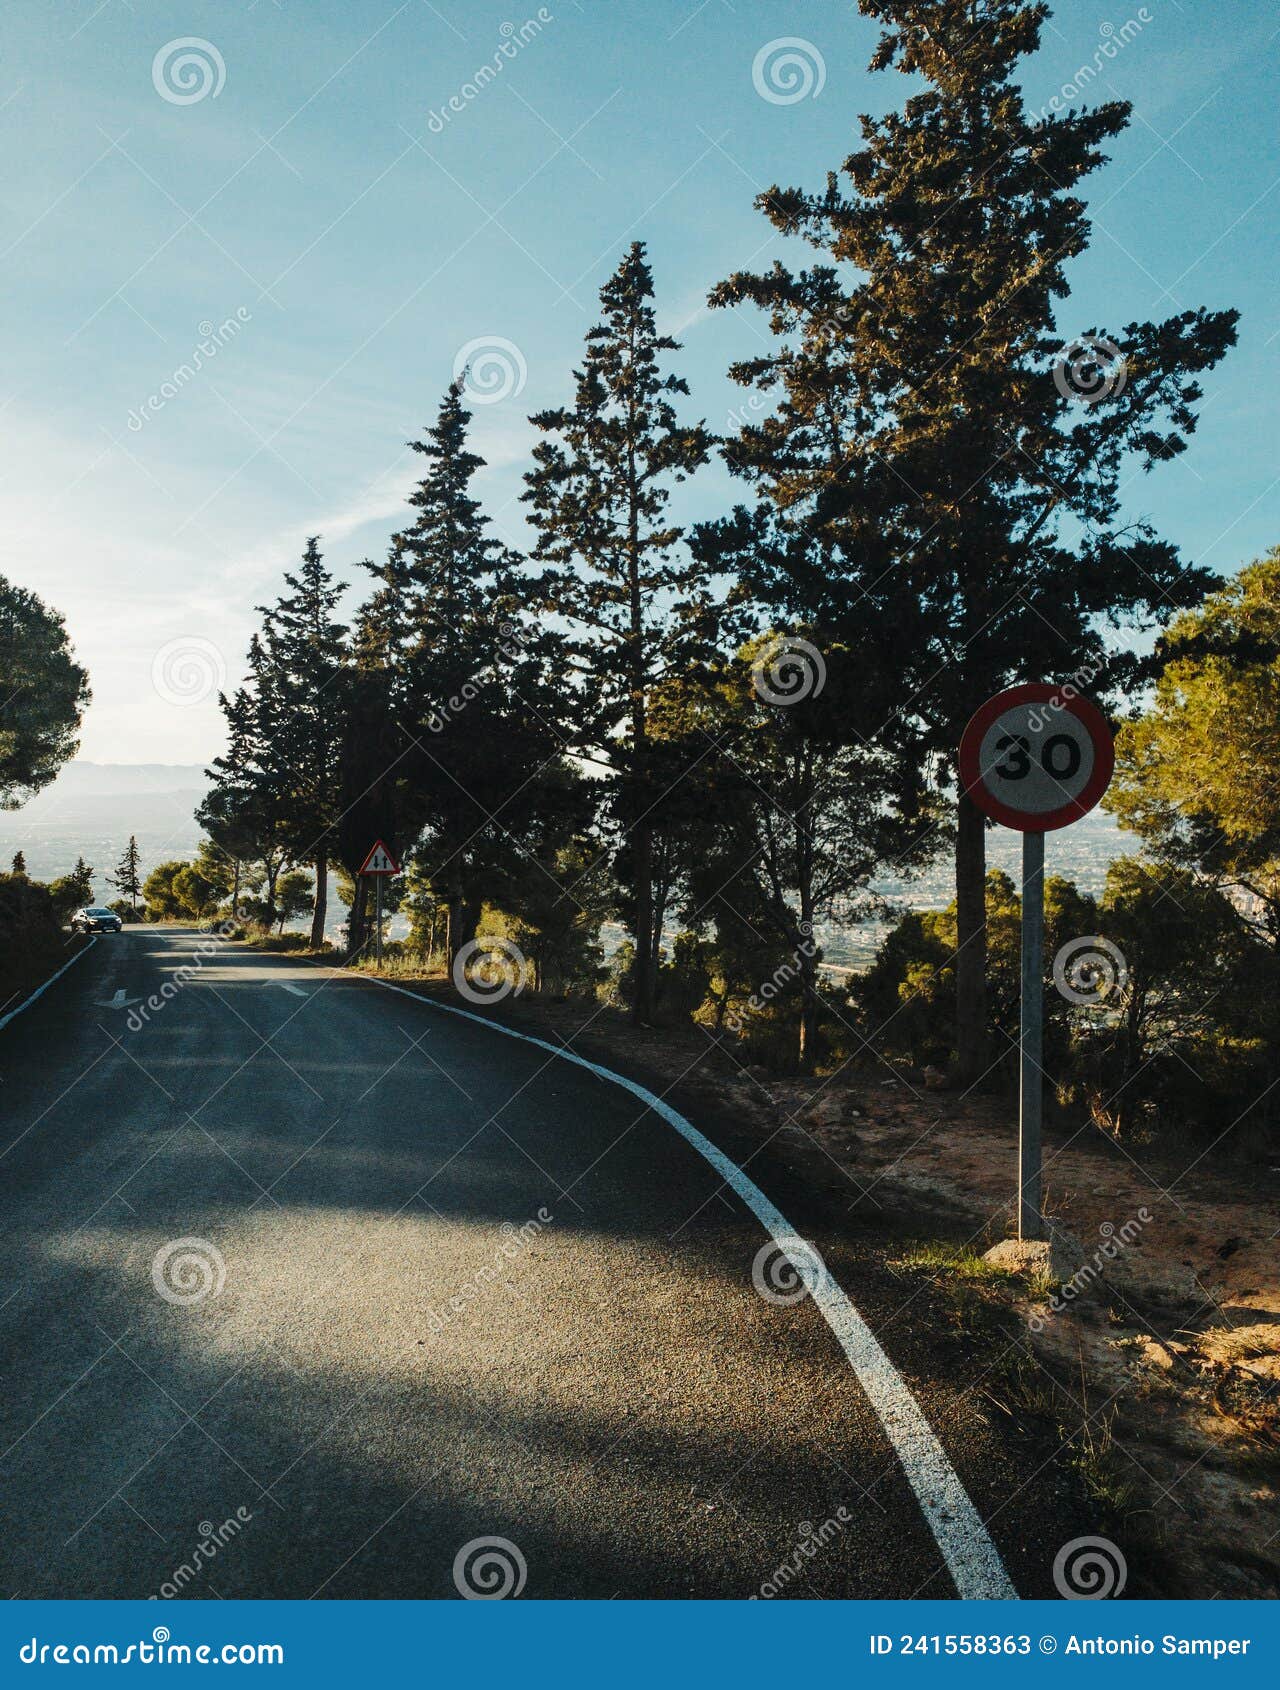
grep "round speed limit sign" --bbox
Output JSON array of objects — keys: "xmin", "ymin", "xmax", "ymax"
[{"xmin": 959, "ymin": 683, "xmax": 1114, "ymax": 833}]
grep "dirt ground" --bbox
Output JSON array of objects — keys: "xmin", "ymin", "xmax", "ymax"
[{"xmin": 481, "ymin": 994, "xmax": 1280, "ymax": 1600}]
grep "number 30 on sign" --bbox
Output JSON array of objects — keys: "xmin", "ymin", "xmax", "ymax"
[{"xmin": 958, "ymin": 682, "xmax": 1114, "ymax": 833}]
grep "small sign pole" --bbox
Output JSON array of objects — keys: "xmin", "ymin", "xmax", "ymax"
[
  {"xmin": 358, "ymin": 840, "xmax": 401, "ymax": 973},
  {"xmin": 958, "ymin": 683, "xmax": 1114, "ymax": 1252},
  {"xmin": 375, "ymin": 875, "xmax": 383, "ymax": 972},
  {"xmin": 1018, "ymin": 828, "xmax": 1045, "ymax": 1241}
]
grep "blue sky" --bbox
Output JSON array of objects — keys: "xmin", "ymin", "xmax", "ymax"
[{"xmin": 4, "ymin": 0, "xmax": 1278, "ymax": 763}]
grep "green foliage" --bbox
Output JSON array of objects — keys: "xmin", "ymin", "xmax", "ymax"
[
  {"xmin": 0, "ymin": 574, "xmax": 91, "ymax": 809},
  {"xmin": 107, "ymin": 836, "xmax": 143, "ymax": 913},
  {"xmin": 346, "ymin": 381, "xmax": 573, "ymax": 964},
  {"xmin": 705, "ymin": 0, "xmax": 1238, "ymax": 1077},
  {"xmin": 1110, "ymin": 550, "xmax": 1280, "ymax": 944},
  {"xmin": 0, "ymin": 871, "xmax": 67, "ymax": 1007},
  {"xmin": 1068, "ymin": 858, "xmax": 1269, "ymax": 1143},
  {"xmin": 274, "ymin": 870, "xmax": 314, "ymax": 932},
  {"xmin": 47, "ymin": 856, "xmax": 94, "ymax": 922},
  {"xmin": 858, "ymin": 853, "xmax": 1276, "ymax": 1153},
  {"xmin": 524, "ymin": 242, "xmax": 716, "ymax": 1020},
  {"xmin": 142, "ymin": 860, "xmax": 190, "ymax": 921}
]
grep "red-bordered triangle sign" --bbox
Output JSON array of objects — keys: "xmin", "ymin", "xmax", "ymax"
[{"xmin": 358, "ymin": 839, "xmax": 401, "ymax": 876}]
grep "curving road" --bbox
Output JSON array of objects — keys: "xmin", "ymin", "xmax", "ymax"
[{"xmin": 0, "ymin": 928, "xmax": 1073, "ymax": 1600}]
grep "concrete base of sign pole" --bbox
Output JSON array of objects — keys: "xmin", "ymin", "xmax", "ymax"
[{"xmin": 983, "ymin": 1227, "xmax": 1085, "ymax": 1284}]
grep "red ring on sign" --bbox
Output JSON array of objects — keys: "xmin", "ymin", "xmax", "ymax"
[{"xmin": 958, "ymin": 682, "xmax": 1114, "ymax": 833}]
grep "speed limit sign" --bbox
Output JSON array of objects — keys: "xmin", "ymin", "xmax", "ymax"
[
  {"xmin": 959, "ymin": 682, "xmax": 1114, "ymax": 1246},
  {"xmin": 958, "ymin": 682, "xmax": 1113, "ymax": 833}
]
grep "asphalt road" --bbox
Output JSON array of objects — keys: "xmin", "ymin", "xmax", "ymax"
[{"xmin": 0, "ymin": 928, "xmax": 1066, "ymax": 1600}]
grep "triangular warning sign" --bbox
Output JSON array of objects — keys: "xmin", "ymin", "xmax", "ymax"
[{"xmin": 359, "ymin": 839, "xmax": 401, "ymax": 876}]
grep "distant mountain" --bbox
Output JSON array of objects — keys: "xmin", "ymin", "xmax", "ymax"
[
  {"xmin": 18, "ymin": 762, "xmax": 210, "ymax": 800},
  {"xmin": 0, "ymin": 762, "xmax": 210, "ymax": 890}
]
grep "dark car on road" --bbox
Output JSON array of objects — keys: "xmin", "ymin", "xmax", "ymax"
[{"xmin": 71, "ymin": 906, "xmax": 123, "ymax": 933}]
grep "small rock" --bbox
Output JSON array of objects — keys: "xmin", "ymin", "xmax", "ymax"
[{"xmin": 984, "ymin": 1226, "xmax": 1085, "ymax": 1283}]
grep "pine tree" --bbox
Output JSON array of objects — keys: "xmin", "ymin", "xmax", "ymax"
[
  {"xmin": 108, "ymin": 835, "xmax": 142, "ymax": 915},
  {"xmin": 199, "ymin": 665, "xmax": 293, "ymax": 926},
  {"xmin": 257, "ymin": 539, "xmax": 348, "ymax": 946},
  {"xmin": 709, "ymin": 0, "xmax": 1238, "ymax": 1081},
  {"xmin": 524, "ymin": 242, "xmax": 715, "ymax": 1023},
  {"xmin": 11, "ymin": 850, "xmax": 26, "ymax": 875},
  {"xmin": 348, "ymin": 381, "xmax": 570, "ymax": 967},
  {"xmin": 68, "ymin": 855, "xmax": 93, "ymax": 904}
]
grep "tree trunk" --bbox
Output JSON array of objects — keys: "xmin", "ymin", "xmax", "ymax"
[
  {"xmin": 349, "ymin": 876, "xmax": 368, "ymax": 959},
  {"xmin": 309, "ymin": 850, "xmax": 328, "ymax": 950},
  {"xmin": 263, "ymin": 859, "xmax": 281, "ymax": 932},
  {"xmin": 631, "ymin": 819, "xmax": 656, "ymax": 1024},
  {"xmin": 954, "ymin": 791, "xmax": 988, "ymax": 1085},
  {"xmin": 231, "ymin": 859, "xmax": 242, "ymax": 917}
]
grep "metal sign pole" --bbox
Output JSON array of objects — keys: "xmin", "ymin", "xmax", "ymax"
[
  {"xmin": 375, "ymin": 875, "xmax": 383, "ymax": 973},
  {"xmin": 1018, "ymin": 828, "xmax": 1045, "ymax": 1241}
]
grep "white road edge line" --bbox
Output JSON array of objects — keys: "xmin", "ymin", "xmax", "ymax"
[
  {"xmin": 355, "ymin": 971, "xmax": 1018, "ymax": 1601},
  {"xmin": 0, "ymin": 938, "xmax": 100, "ymax": 1033}
]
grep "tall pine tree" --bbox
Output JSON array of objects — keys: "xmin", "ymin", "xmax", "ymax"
[
  {"xmin": 347, "ymin": 382, "xmax": 571, "ymax": 965},
  {"xmin": 524, "ymin": 242, "xmax": 715, "ymax": 1023},
  {"xmin": 108, "ymin": 835, "xmax": 142, "ymax": 916},
  {"xmin": 257, "ymin": 539, "xmax": 347, "ymax": 947},
  {"xmin": 709, "ymin": 0, "xmax": 1238, "ymax": 1080}
]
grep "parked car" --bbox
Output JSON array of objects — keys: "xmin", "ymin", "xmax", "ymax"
[{"xmin": 72, "ymin": 906, "xmax": 124, "ymax": 934}]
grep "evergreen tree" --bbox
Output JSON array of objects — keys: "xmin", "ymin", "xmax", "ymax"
[
  {"xmin": 69, "ymin": 855, "xmax": 93, "ymax": 903},
  {"xmin": 199, "ymin": 663, "xmax": 293, "ymax": 925},
  {"xmin": 11, "ymin": 850, "xmax": 26, "ymax": 875},
  {"xmin": 708, "ymin": 0, "xmax": 1238, "ymax": 1080},
  {"xmin": 0, "ymin": 573, "xmax": 91, "ymax": 809},
  {"xmin": 348, "ymin": 381, "xmax": 571, "ymax": 967},
  {"xmin": 524, "ymin": 242, "xmax": 715, "ymax": 1022},
  {"xmin": 257, "ymin": 539, "xmax": 348, "ymax": 946},
  {"xmin": 108, "ymin": 835, "xmax": 143, "ymax": 915},
  {"xmin": 1109, "ymin": 550, "xmax": 1280, "ymax": 947},
  {"xmin": 660, "ymin": 641, "xmax": 941, "ymax": 1064}
]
